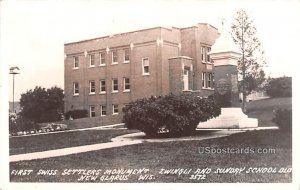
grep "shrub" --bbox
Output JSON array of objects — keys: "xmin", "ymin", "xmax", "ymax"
[
  {"xmin": 65, "ymin": 109, "xmax": 88, "ymax": 120},
  {"xmin": 272, "ymin": 109, "xmax": 292, "ymax": 133},
  {"xmin": 9, "ymin": 113, "xmax": 20, "ymax": 133},
  {"xmin": 266, "ymin": 77, "xmax": 292, "ymax": 97},
  {"xmin": 122, "ymin": 94, "xmax": 221, "ymax": 137},
  {"xmin": 9, "ymin": 113, "xmax": 39, "ymax": 134}
]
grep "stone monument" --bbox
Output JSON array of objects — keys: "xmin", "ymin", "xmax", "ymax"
[{"xmin": 197, "ymin": 24, "xmax": 258, "ymax": 129}]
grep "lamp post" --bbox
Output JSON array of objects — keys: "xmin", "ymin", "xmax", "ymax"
[{"xmin": 9, "ymin": 67, "xmax": 20, "ymax": 113}]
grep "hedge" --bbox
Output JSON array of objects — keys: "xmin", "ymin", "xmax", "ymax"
[{"xmin": 65, "ymin": 109, "xmax": 88, "ymax": 120}]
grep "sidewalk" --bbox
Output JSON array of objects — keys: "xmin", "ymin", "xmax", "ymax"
[
  {"xmin": 10, "ymin": 140, "xmax": 142, "ymax": 162},
  {"xmin": 10, "ymin": 126, "xmax": 278, "ymax": 162},
  {"xmin": 10, "ymin": 130, "xmax": 243, "ymax": 162}
]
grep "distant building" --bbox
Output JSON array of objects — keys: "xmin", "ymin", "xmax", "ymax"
[{"xmin": 64, "ymin": 23, "xmax": 219, "ymax": 126}]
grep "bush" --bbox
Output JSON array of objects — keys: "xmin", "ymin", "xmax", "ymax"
[
  {"xmin": 272, "ymin": 109, "xmax": 292, "ymax": 133},
  {"xmin": 266, "ymin": 77, "xmax": 292, "ymax": 97},
  {"xmin": 65, "ymin": 109, "xmax": 88, "ymax": 120},
  {"xmin": 122, "ymin": 94, "xmax": 221, "ymax": 137},
  {"xmin": 9, "ymin": 113, "xmax": 39, "ymax": 134}
]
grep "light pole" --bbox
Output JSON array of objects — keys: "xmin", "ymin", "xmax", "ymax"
[{"xmin": 9, "ymin": 67, "xmax": 20, "ymax": 113}]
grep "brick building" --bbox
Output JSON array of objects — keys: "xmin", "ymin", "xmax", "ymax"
[{"xmin": 64, "ymin": 23, "xmax": 219, "ymax": 125}]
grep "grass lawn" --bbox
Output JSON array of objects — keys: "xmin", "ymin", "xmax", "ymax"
[
  {"xmin": 10, "ymin": 130, "xmax": 292, "ymax": 183},
  {"xmin": 9, "ymin": 129, "xmax": 138, "ymax": 155},
  {"xmin": 9, "ymin": 97, "xmax": 292, "ymax": 182}
]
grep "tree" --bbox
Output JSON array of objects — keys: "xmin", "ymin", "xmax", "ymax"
[
  {"xmin": 231, "ymin": 10, "xmax": 266, "ymax": 111},
  {"xmin": 266, "ymin": 77, "xmax": 292, "ymax": 97},
  {"xmin": 20, "ymin": 86, "xmax": 64, "ymax": 123}
]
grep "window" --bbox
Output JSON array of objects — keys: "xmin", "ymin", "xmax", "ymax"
[
  {"xmin": 212, "ymin": 73, "xmax": 215, "ymax": 88},
  {"xmin": 112, "ymin": 50, "xmax": 118, "ymax": 64},
  {"xmin": 207, "ymin": 72, "xmax": 212, "ymax": 88},
  {"xmin": 73, "ymin": 56, "xmax": 79, "ymax": 69},
  {"xmin": 89, "ymin": 80, "xmax": 96, "ymax": 94},
  {"xmin": 202, "ymin": 72, "xmax": 207, "ymax": 88},
  {"xmin": 142, "ymin": 58, "xmax": 150, "ymax": 75},
  {"xmin": 124, "ymin": 48, "xmax": 130, "ymax": 62},
  {"xmin": 207, "ymin": 47, "xmax": 211, "ymax": 62},
  {"xmin": 100, "ymin": 105, "xmax": 106, "ymax": 116},
  {"xmin": 99, "ymin": 52, "xmax": 105, "ymax": 66},
  {"xmin": 112, "ymin": 78, "xmax": 118, "ymax": 92},
  {"xmin": 183, "ymin": 66, "xmax": 190, "ymax": 91},
  {"xmin": 124, "ymin": 78, "xmax": 130, "ymax": 91},
  {"xmin": 89, "ymin": 54, "xmax": 95, "ymax": 67},
  {"xmin": 113, "ymin": 104, "xmax": 119, "ymax": 114},
  {"xmin": 201, "ymin": 47, "xmax": 205, "ymax": 62},
  {"xmin": 201, "ymin": 46, "xmax": 211, "ymax": 63},
  {"xmin": 89, "ymin": 106, "xmax": 95, "ymax": 117},
  {"xmin": 73, "ymin": 82, "xmax": 79, "ymax": 95},
  {"xmin": 100, "ymin": 80, "xmax": 106, "ymax": 93}
]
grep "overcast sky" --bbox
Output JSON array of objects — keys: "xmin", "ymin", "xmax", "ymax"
[{"xmin": 1, "ymin": 0, "xmax": 300, "ymax": 101}]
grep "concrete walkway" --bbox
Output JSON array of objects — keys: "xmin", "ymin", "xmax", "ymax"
[
  {"xmin": 10, "ymin": 126, "xmax": 278, "ymax": 163},
  {"xmin": 10, "ymin": 130, "xmax": 245, "ymax": 162},
  {"xmin": 10, "ymin": 140, "xmax": 142, "ymax": 162}
]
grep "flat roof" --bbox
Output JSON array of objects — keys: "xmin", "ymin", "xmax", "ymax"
[
  {"xmin": 64, "ymin": 23, "xmax": 218, "ymax": 45},
  {"xmin": 64, "ymin": 26, "xmax": 172, "ymax": 45}
]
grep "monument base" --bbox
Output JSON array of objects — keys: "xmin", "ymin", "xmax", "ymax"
[{"xmin": 197, "ymin": 108, "xmax": 258, "ymax": 129}]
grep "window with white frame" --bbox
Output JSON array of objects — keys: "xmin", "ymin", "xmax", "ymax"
[
  {"xmin": 100, "ymin": 105, "xmax": 106, "ymax": 116},
  {"xmin": 201, "ymin": 47, "xmax": 205, "ymax": 62},
  {"xmin": 89, "ymin": 54, "xmax": 95, "ymax": 67},
  {"xmin": 99, "ymin": 52, "xmax": 105, "ymax": 66},
  {"xmin": 207, "ymin": 72, "xmax": 212, "ymax": 88},
  {"xmin": 142, "ymin": 58, "xmax": 149, "ymax": 75},
  {"xmin": 112, "ymin": 50, "xmax": 118, "ymax": 63},
  {"xmin": 124, "ymin": 78, "xmax": 130, "ymax": 91},
  {"xmin": 112, "ymin": 78, "xmax": 118, "ymax": 92},
  {"xmin": 100, "ymin": 80, "xmax": 106, "ymax": 93},
  {"xmin": 89, "ymin": 80, "xmax": 96, "ymax": 94},
  {"xmin": 201, "ymin": 46, "xmax": 211, "ymax": 63},
  {"xmin": 183, "ymin": 66, "xmax": 190, "ymax": 91},
  {"xmin": 113, "ymin": 104, "xmax": 119, "ymax": 114},
  {"xmin": 207, "ymin": 47, "xmax": 211, "ymax": 62},
  {"xmin": 202, "ymin": 72, "xmax": 207, "ymax": 88},
  {"xmin": 89, "ymin": 105, "xmax": 95, "ymax": 117},
  {"xmin": 124, "ymin": 48, "xmax": 130, "ymax": 62},
  {"xmin": 73, "ymin": 82, "xmax": 79, "ymax": 95},
  {"xmin": 73, "ymin": 56, "xmax": 79, "ymax": 69}
]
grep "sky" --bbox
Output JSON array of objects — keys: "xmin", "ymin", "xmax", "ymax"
[{"xmin": 1, "ymin": 0, "xmax": 300, "ymax": 102}]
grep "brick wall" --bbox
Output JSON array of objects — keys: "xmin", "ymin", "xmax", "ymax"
[{"xmin": 64, "ymin": 24, "xmax": 219, "ymax": 127}]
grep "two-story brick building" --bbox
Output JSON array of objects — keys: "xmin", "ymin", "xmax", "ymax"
[{"xmin": 64, "ymin": 23, "xmax": 219, "ymax": 125}]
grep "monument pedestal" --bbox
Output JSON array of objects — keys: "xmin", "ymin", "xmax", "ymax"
[
  {"xmin": 197, "ymin": 108, "xmax": 258, "ymax": 129},
  {"xmin": 196, "ymin": 23, "xmax": 258, "ymax": 129}
]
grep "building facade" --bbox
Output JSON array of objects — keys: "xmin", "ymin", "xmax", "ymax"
[{"xmin": 64, "ymin": 23, "xmax": 219, "ymax": 124}]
